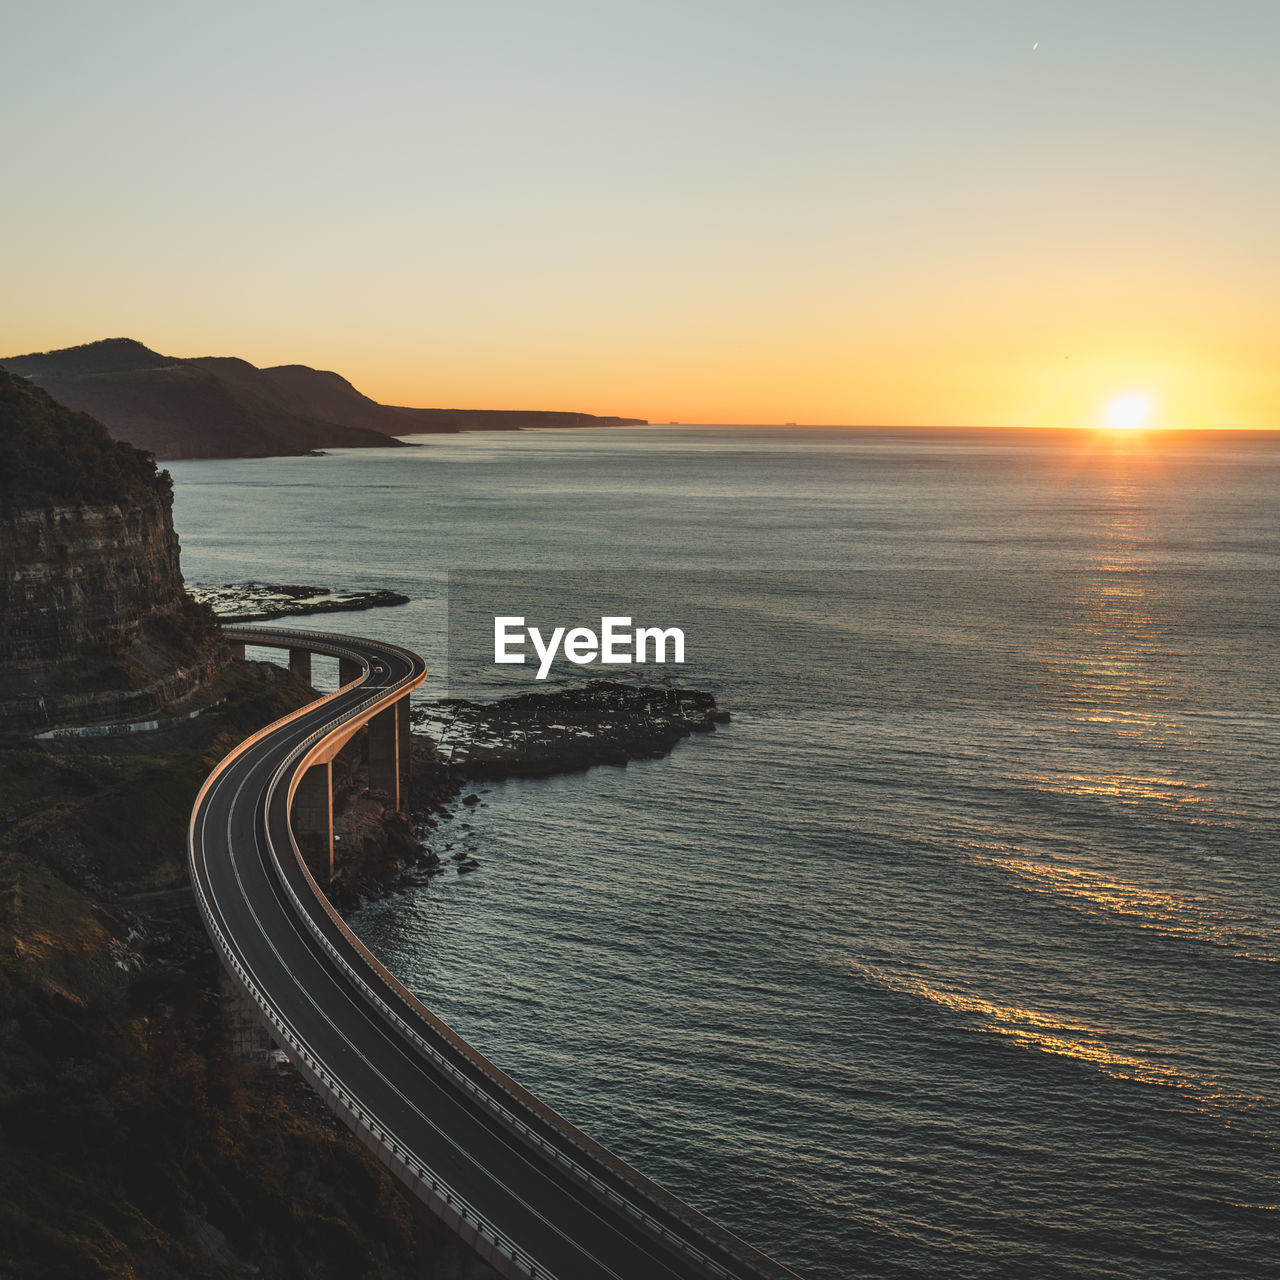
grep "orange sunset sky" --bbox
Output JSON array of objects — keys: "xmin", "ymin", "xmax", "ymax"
[{"xmin": 3, "ymin": 2, "xmax": 1277, "ymax": 429}]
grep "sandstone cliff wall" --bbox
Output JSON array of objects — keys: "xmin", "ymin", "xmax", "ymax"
[
  {"xmin": 1, "ymin": 495, "xmax": 186, "ymax": 663},
  {"xmin": 0, "ymin": 493, "xmax": 223, "ymax": 731}
]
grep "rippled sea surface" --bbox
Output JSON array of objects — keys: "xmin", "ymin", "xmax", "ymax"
[{"xmin": 169, "ymin": 427, "xmax": 1280, "ymax": 1280}]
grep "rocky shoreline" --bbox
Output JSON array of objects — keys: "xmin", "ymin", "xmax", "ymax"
[
  {"xmin": 330, "ymin": 681, "xmax": 729, "ymax": 907},
  {"xmin": 189, "ymin": 581, "xmax": 410, "ymax": 623}
]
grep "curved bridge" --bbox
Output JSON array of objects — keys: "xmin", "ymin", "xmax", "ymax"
[{"xmin": 188, "ymin": 626, "xmax": 800, "ymax": 1280}]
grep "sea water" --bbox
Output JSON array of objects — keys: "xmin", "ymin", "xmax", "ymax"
[{"xmin": 169, "ymin": 426, "xmax": 1280, "ymax": 1279}]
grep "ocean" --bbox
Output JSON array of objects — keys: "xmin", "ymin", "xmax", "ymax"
[{"xmin": 168, "ymin": 426, "xmax": 1279, "ymax": 1280}]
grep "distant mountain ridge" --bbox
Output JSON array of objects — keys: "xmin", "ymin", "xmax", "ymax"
[{"xmin": 0, "ymin": 338, "xmax": 646, "ymax": 459}]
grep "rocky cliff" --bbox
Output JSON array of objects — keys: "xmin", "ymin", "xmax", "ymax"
[
  {"xmin": 2, "ymin": 497, "xmax": 185, "ymax": 663},
  {"xmin": 0, "ymin": 368, "xmax": 224, "ymax": 730},
  {"xmin": 0, "ymin": 366, "xmax": 498, "ymax": 1278}
]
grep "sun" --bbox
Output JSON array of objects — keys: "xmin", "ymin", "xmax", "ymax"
[{"xmin": 1104, "ymin": 394, "xmax": 1152, "ymax": 430}]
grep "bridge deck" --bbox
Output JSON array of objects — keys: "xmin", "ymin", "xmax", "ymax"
[{"xmin": 189, "ymin": 626, "xmax": 800, "ymax": 1280}]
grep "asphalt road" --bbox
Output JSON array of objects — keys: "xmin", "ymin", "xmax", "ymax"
[{"xmin": 188, "ymin": 627, "xmax": 799, "ymax": 1280}]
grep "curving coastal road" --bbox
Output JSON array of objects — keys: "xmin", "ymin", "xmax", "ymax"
[{"xmin": 188, "ymin": 626, "xmax": 801, "ymax": 1280}]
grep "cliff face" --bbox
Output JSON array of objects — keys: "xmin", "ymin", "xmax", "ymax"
[
  {"xmin": 2, "ymin": 496, "xmax": 186, "ymax": 663},
  {"xmin": 0, "ymin": 368, "xmax": 495, "ymax": 1276},
  {"xmin": 0, "ymin": 368, "xmax": 224, "ymax": 730}
]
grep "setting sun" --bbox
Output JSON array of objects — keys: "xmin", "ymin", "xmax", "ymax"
[{"xmin": 1104, "ymin": 394, "xmax": 1153, "ymax": 430}]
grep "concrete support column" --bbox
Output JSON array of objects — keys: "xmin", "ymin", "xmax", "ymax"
[
  {"xmin": 227, "ymin": 640, "xmax": 246, "ymax": 660},
  {"xmin": 339, "ymin": 657, "xmax": 362, "ymax": 686},
  {"xmin": 398, "ymin": 695, "xmax": 411, "ymax": 801},
  {"xmin": 289, "ymin": 647, "xmax": 312, "ymax": 685},
  {"xmin": 293, "ymin": 761, "xmax": 333, "ymax": 882},
  {"xmin": 368, "ymin": 701, "xmax": 402, "ymax": 809},
  {"xmin": 220, "ymin": 969, "xmax": 273, "ymax": 1060}
]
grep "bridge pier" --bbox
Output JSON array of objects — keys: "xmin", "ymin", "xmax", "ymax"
[
  {"xmin": 200, "ymin": 631, "xmax": 797, "ymax": 1280},
  {"xmin": 400, "ymin": 692, "xmax": 411, "ymax": 795},
  {"xmin": 339, "ymin": 657, "xmax": 362, "ymax": 686},
  {"xmin": 368, "ymin": 697, "xmax": 410, "ymax": 810},
  {"xmin": 289, "ymin": 647, "xmax": 313, "ymax": 685},
  {"xmin": 227, "ymin": 640, "xmax": 246, "ymax": 660},
  {"xmin": 293, "ymin": 761, "xmax": 334, "ymax": 882},
  {"xmin": 219, "ymin": 969, "xmax": 275, "ymax": 1062}
]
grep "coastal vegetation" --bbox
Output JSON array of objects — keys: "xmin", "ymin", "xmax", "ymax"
[{"xmin": 0, "ymin": 368, "xmax": 166, "ymax": 509}]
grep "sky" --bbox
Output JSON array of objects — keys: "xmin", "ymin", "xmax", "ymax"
[{"xmin": 3, "ymin": 1, "xmax": 1277, "ymax": 427}]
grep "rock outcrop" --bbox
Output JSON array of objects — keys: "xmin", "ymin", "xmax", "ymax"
[
  {"xmin": 415, "ymin": 680, "xmax": 730, "ymax": 780},
  {"xmin": 189, "ymin": 580, "xmax": 410, "ymax": 623},
  {"xmin": 0, "ymin": 368, "xmax": 224, "ymax": 731}
]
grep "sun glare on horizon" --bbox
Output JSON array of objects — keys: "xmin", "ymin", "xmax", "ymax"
[{"xmin": 1104, "ymin": 394, "xmax": 1153, "ymax": 430}]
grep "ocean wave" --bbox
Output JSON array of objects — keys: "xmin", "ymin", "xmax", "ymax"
[
  {"xmin": 964, "ymin": 851, "xmax": 1277, "ymax": 963},
  {"xmin": 850, "ymin": 961, "xmax": 1261, "ymax": 1108}
]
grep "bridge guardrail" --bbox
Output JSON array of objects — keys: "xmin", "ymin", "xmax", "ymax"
[
  {"xmin": 188, "ymin": 642, "xmax": 545, "ymax": 1278},
  {"xmin": 252, "ymin": 640, "xmax": 745, "ymax": 1276},
  {"xmin": 196, "ymin": 627, "xmax": 797, "ymax": 1280}
]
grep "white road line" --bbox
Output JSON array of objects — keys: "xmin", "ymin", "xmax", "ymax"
[
  {"xmin": 193, "ymin": 631, "xmax": 759, "ymax": 1280},
  {"xmin": 197, "ymin": 664, "xmax": 638, "ymax": 1277}
]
